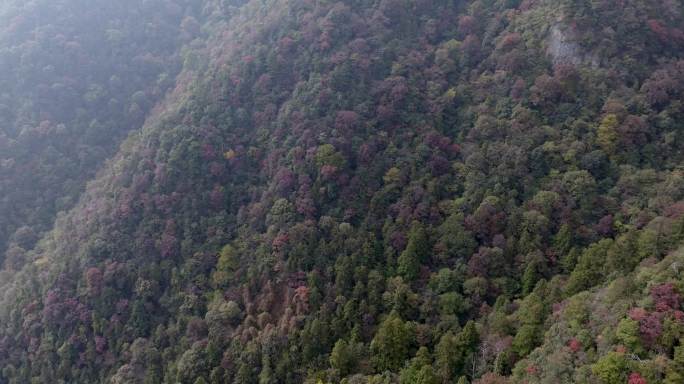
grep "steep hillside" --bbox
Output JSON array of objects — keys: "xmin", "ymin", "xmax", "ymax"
[
  {"xmin": 0, "ymin": 0, "xmax": 224, "ymax": 268},
  {"xmin": 513, "ymin": 244, "xmax": 684, "ymax": 384},
  {"xmin": 0, "ymin": 0, "xmax": 683, "ymax": 383}
]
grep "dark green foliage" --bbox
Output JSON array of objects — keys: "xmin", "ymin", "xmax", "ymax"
[
  {"xmin": 370, "ymin": 312, "xmax": 415, "ymax": 372},
  {"xmin": 397, "ymin": 222, "xmax": 430, "ymax": 281},
  {"xmin": 330, "ymin": 339, "xmax": 365, "ymax": 377},
  {"xmin": 565, "ymin": 239, "xmax": 613, "ymax": 296},
  {"xmin": 435, "ymin": 321, "xmax": 480, "ymax": 382}
]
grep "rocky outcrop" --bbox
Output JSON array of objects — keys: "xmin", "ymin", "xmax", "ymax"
[{"xmin": 547, "ymin": 23, "xmax": 600, "ymax": 67}]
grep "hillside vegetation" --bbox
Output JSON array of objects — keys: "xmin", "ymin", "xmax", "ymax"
[
  {"xmin": 0, "ymin": 0, "xmax": 225, "ymax": 267},
  {"xmin": 0, "ymin": 0, "xmax": 683, "ymax": 383}
]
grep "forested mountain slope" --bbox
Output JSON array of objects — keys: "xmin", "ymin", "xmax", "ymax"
[
  {"xmin": 0, "ymin": 0, "xmax": 230, "ymax": 268},
  {"xmin": 0, "ymin": 0, "xmax": 683, "ymax": 383},
  {"xmin": 515, "ymin": 244, "xmax": 684, "ymax": 384}
]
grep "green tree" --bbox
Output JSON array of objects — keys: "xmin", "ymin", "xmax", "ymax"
[
  {"xmin": 565, "ymin": 239, "xmax": 613, "ymax": 296},
  {"xmin": 258, "ymin": 357, "xmax": 274, "ymax": 384},
  {"xmin": 399, "ymin": 347, "xmax": 438, "ymax": 384},
  {"xmin": 553, "ymin": 224, "xmax": 574, "ymax": 270},
  {"xmin": 315, "ymin": 144, "xmax": 346, "ymax": 168},
  {"xmin": 512, "ymin": 324, "xmax": 539, "ymax": 357},
  {"xmin": 397, "ymin": 222, "xmax": 430, "ymax": 281},
  {"xmin": 435, "ymin": 321, "xmax": 479, "ymax": 381},
  {"xmin": 399, "ymin": 364, "xmax": 440, "ymax": 384},
  {"xmin": 592, "ymin": 351, "xmax": 629, "ymax": 384},
  {"xmin": 439, "ymin": 291, "xmax": 468, "ymax": 318},
  {"xmin": 604, "ymin": 231, "xmax": 640, "ymax": 275},
  {"xmin": 512, "ymin": 292, "xmax": 545, "ymax": 357},
  {"xmin": 435, "ymin": 331, "xmax": 460, "ymax": 381},
  {"xmin": 176, "ymin": 344, "xmax": 208, "ymax": 384},
  {"xmin": 370, "ymin": 311, "xmax": 415, "ymax": 372},
  {"xmin": 130, "ymin": 300, "xmax": 151, "ymax": 337},
  {"xmin": 493, "ymin": 349, "xmax": 512, "ymax": 375},
  {"xmin": 597, "ymin": 114, "xmax": 619, "ymax": 154},
  {"xmin": 435, "ymin": 213, "xmax": 476, "ymax": 261},
  {"xmin": 521, "ymin": 257, "xmax": 541, "ymax": 295},
  {"xmin": 665, "ymin": 342, "xmax": 684, "ymax": 383},
  {"xmin": 330, "ymin": 339, "xmax": 364, "ymax": 377},
  {"xmin": 212, "ymin": 244, "xmax": 239, "ymax": 288},
  {"xmin": 615, "ymin": 318, "xmax": 643, "ymax": 355}
]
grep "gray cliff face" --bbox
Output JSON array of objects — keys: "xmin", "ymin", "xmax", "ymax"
[{"xmin": 547, "ymin": 24, "xmax": 600, "ymax": 67}]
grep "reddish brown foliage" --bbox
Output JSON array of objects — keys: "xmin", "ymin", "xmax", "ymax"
[
  {"xmin": 568, "ymin": 338, "xmax": 581, "ymax": 352},
  {"xmin": 639, "ymin": 312, "xmax": 663, "ymax": 347},
  {"xmin": 628, "ymin": 372, "xmax": 648, "ymax": 384},
  {"xmin": 651, "ymin": 283, "xmax": 680, "ymax": 312},
  {"xmin": 647, "ymin": 19, "xmax": 669, "ymax": 42}
]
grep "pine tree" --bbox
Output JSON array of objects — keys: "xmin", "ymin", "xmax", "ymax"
[
  {"xmin": 212, "ymin": 244, "xmax": 239, "ymax": 288},
  {"xmin": 370, "ymin": 311, "xmax": 415, "ymax": 372},
  {"xmin": 398, "ymin": 222, "xmax": 430, "ymax": 281},
  {"xmin": 435, "ymin": 321, "xmax": 479, "ymax": 381},
  {"xmin": 597, "ymin": 114, "xmax": 619, "ymax": 155}
]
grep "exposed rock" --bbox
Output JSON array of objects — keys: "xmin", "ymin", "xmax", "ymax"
[{"xmin": 547, "ymin": 23, "xmax": 600, "ymax": 67}]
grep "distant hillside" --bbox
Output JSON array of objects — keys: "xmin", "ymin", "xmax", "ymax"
[
  {"xmin": 0, "ymin": 0, "xmax": 212, "ymax": 267},
  {"xmin": 0, "ymin": 0, "xmax": 683, "ymax": 383}
]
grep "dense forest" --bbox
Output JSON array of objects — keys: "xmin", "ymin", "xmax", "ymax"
[
  {"xmin": 0, "ymin": 0, "xmax": 210, "ymax": 266},
  {"xmin": 0, "ymin": 0, "xmax": 683, "ymax": 383}
]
